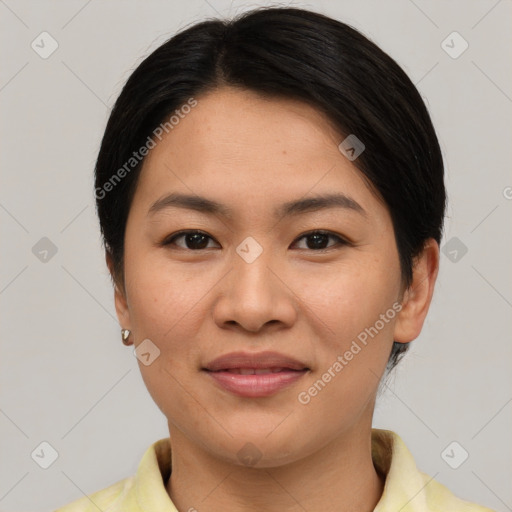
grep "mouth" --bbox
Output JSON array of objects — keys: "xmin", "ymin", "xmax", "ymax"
[
  {"xmin": 203, "ymin": 350, "xmax": 309, "ymax": 372},
  {"xmin": 205, "ymin": 367, "xmax": 308, "ymax": 374},
  {"xmin": 202, "ymin": 350, "xmax": 310, "ymax": 397},
  {"xmin": 202, "ymin": 366, "xmax": 309, "ymax": 398}
]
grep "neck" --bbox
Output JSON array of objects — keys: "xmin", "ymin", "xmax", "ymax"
[{"xmin": 165, "ymin": 421, "xmax": 385, "ymax": 512}]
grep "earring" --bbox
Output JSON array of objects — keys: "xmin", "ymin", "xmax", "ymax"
[{"xmin": 121, "ymin": 329, "xmax": 133, "ymax": 346}]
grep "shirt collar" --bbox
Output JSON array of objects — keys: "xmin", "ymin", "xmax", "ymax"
[
  {"xmin": 134, "ymin": 434, "xmax": 177, "ymax": 511},
  {"xmin": 371, "ymin": 429, "xmax": 433, "ymax": 511},
  {"xmin": 131, "ymin": 429, "xmax": 434, "ymax": 511}
]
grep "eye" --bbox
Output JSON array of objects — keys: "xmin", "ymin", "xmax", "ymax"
[
  {"xmin": 162, "ymin": 230, "xmax": 220, "ymax": 250},
  {"xmin": 292, "ymin": 230, "xmax": 349, "ymax": 251},
  {"xmin": 161, "ymin": 229, "xmax": 349, "ymax": 251}
]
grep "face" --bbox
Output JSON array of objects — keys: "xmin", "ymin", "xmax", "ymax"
[{"xmin": 112, "ymin": 87, "xmax": 435, "ymax": 466}]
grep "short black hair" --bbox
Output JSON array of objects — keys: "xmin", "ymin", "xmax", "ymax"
[{"xmin": 95, "ymin": 6, "xmax": 446, "ymax": 372}]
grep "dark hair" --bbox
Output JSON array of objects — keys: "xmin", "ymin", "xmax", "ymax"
[{"xmin": 95, "ymin": 6, "xmax": 446, "ymax": 372}]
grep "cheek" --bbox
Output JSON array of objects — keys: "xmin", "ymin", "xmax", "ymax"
[
  {"xmin": 295, "ymin": 256, "xmax": 399, "ymax": 344},
  {"xmin": 293, "ymin": 271, "xmax": 397, "ymax": 429},
  {"xmin": 124, "ymin": 247, "xmax": 209, "ymax": 341},
  {"xmin": 292, "ymin": 255, "xmax": 400, "ymax": 409},
  {"xmin": 124, "ymin": 263, "xmax": 204, "ymax": 420}
]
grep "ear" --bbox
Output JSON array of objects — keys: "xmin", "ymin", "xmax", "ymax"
[
  {"xmin": 105, "ymin": 251, "xmax": 131, "ymax": 330},
  {"xmin": 393, "ymin": 238, "xmax": 440, "ymax": 344}
]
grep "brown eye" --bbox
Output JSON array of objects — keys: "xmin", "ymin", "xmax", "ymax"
[
  {"xmin": 163, "ymin": 231, "xmax": 219, "ymax": 250},
  {"xmin": 292, "ymin": 230, "xmax": 348, "ymax": 250}
]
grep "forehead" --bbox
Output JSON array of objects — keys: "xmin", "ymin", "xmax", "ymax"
[
  {"xmin": 147, "ymin": 87, "xmax": 343, "ymax": 164},
  {"xmin": 131, "ymin": 87, "xmax": 384, "ymax": 221}
]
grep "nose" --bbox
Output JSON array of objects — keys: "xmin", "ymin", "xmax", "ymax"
[{"xmin": 212, "ymin": 244, "xmax": 298, "ymax": 333}]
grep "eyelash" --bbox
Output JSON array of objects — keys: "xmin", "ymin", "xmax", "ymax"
[{"xmin": 161, "ymin": 229, "xmax": 350, "ymax": 252}]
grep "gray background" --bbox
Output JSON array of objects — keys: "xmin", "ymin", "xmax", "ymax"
[{"xmin": 0, "ymin": 1, "xmax": 511, "ymax": 511}]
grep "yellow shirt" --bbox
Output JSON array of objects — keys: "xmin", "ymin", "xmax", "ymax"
[{"xmin": 54, "ymin": 429, "xmax": 495, "ymax": 511}]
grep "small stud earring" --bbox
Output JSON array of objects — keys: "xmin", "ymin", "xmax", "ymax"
[{"xmin": 121, "ymin": 329, "xmax": 133, "ymax": 346}]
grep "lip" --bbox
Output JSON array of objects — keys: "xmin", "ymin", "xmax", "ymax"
[
  {"xmin": 202, "ymin": 350, "xmax": 310, "ymax": 398},
  {"xmin": 203, "ymin": 350, "xmax": 309, "ymax": 372},
  {"xmin": 205, "ymin": 369, "xmax": 308, "ymax": 397}
]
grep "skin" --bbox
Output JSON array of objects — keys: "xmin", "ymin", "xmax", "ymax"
[{"xmin": 108, "ymin": 86, "xmax": 439, "ymax": 512}]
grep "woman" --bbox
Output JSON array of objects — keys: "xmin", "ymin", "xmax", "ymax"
[{"xmin": 55, "ymin": 6, "xmax": 494, "ymax": 512}]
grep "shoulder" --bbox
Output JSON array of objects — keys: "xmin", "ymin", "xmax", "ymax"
[
  {"xmin": 53, "ymin": 437, "xmax": 173, "ymax": 512},
  {"xmin": 418, "ymin": 470, "xmax": 496, "ymax": 512},
  {"xmin": 53, "ymin": 476, "xmax": 134, "ymax": 512},
  {"xmin": 371, "ymin": 429, "xmax": 496, "ymax": 512}
]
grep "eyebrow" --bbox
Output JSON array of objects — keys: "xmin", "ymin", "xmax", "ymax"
[{"xmin": 147, "ymin": 192, "xmax": 366, "ymax": 219}]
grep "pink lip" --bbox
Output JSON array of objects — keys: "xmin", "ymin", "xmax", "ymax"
[
  {"xmin": 204, "ymin": 369, "xmax": 308, "ymax": 397},
  {"xmin": 203, "ymin": 350, "xmax": 308, "ymax": 372},
  {"xmin": 202, "ymin": 350, "xmax": 310, "ymax": 398}
]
